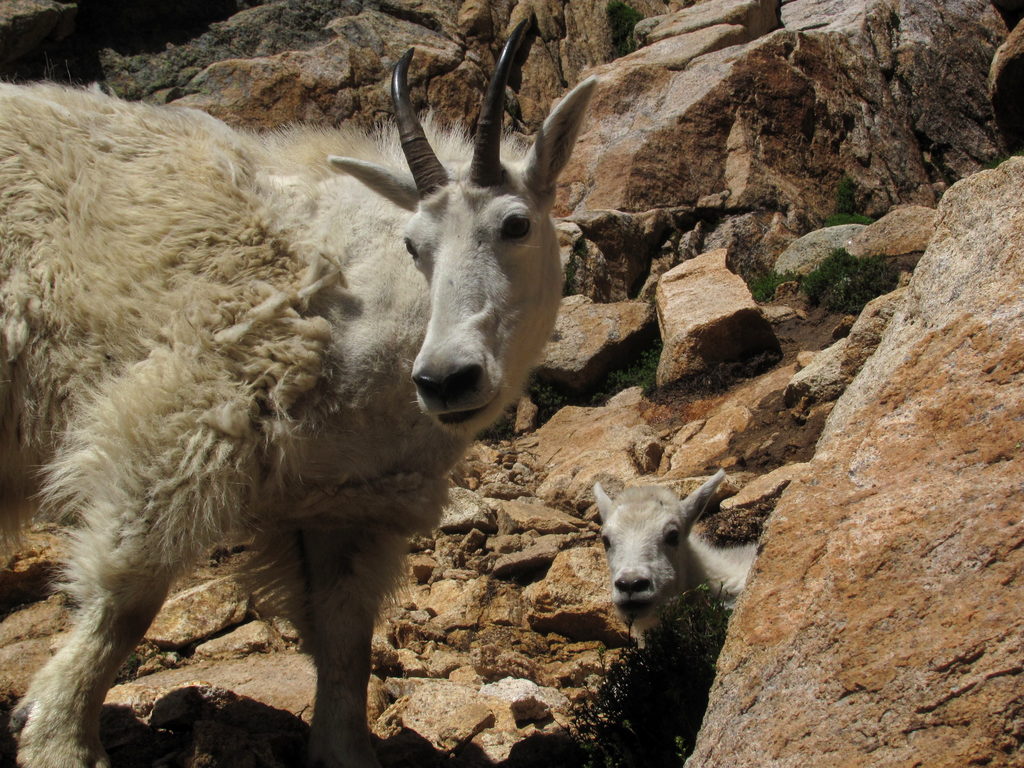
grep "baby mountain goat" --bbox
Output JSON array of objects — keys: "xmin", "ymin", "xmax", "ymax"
[
  {"xmin": 0, "ymin": 23, "xmax": 595, "ymax": 768},
  {"xmin": 595, "ymin": 471, "xmax": 757, "ymax": 641}
]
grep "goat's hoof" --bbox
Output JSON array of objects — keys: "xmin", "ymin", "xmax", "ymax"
[{"xmin": 12, "ymin": 700, "xmax": 111, "ymax": 768}]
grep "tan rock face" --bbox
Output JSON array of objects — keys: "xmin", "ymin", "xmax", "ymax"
[
  {"xmin": 512, "ymin": 0, "xmax": 668, "ymax": 128},
  {"xmin": 175, "ymin": 13, "xmax": 466, "ymax": 130},
  {"xmin": 655, "ymin": 249, "xmax": 779, "ymax": 386},
  {"xmin": 0, "ymin": 527, "xmax": 61, "ymax": 611},
  {"xmin": 521, "ymin": 387, "xmax": 659, "ymax": 509},
  {"xmin": 146, "ymin": 577, "xmax": 250, "ymax": 651},
  {"xmin": 562, "ymin": 208, "xmax": 673, "ymax": 302},
  {"xmin": 107, "ymin": 651, "xmax": 317, "ymax": 722},
  {"xmin": 635, "ymin": 0, "xmax": 779, "ymax": 46},
  {"xmin": 439, "ymin": 487, "xmax": 498, "ymax": 534},
  {"xmin": 692, "ymin": 158, "xmax": 1024, "ymax": 767},
  {"xmin": 662, "ymin": 404, "xmax": 752, "ymax": 478},
  {"xmin": 558, "ymin": 0, "xmax": 1005, "ymax": 218},
  {"xmin": 377, "ymin": 678, "xmax": 496, "ymax": 752},
  {"xmin": 784, "ymin": 287, "xmax": 907, "ymax": 409},
  {"xmin": 522, "ymin": 546, "xmax": 629, "ymax": 646},
  {"xmin": 538, "ymin": 296, "xmax": 656, "ymax": 395},
  {"xmin": 0, "ymin": 596, "xmax": 69, "ymax": 697},
  {"xmin": 559, "ymin": 28, "xmax": 932, "ymax": 217},
  {"xmin": 193, "ymin": 620, "xmax": 282, "ymax": 659},
  {"xmin": 495, "ymin": 500, "xmax": 585, "ymax": 536}
]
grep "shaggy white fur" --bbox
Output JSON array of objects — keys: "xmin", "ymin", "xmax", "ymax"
[
  {"xmin": 0, "ymin": 54, "xmax": 595, "ymax": 767},
  {"xmin": 595, "ymin": 471, "xmax": 757, "ymax": 643}
]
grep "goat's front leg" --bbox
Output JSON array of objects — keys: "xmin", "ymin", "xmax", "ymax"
[
  {"xmin": 13, "ymin": 520, "xmax": 177, "ymax": 768},
  {"xmin": 297, "ymin": 527, "xmax": 408, "ymax": 768}
]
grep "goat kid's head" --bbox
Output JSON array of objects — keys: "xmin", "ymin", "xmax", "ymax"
[
  {"xmin": 329, "ymin": 22, "xmax": 596, "ymax": 432},
  {"xmin": 594, "ymin": 470, "xmax": 726, "ymax": 631}
]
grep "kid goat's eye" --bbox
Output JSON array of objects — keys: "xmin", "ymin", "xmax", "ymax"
[
  {"xmin": 664, "ymin": 529, "xmax": 680, "ymax": 547},
  {"xmin": 404, "ymin": 238, "xmax": 418, "ymax": 260},
  {"xmin": 601, "ymin": 535, "xmax": 611, "ymax": 549},
  {"xmin": 501, "ymin": 215, "xmax": 531, "ymax": 240}
]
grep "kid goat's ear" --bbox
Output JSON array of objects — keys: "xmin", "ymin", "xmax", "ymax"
[
  {"xmin": 593, "ymin": 481, "xmax": 615, "ymax": 521},
  {"xmin": 523, "ymin": 76, "xmax": 598, "ymax": 200},
  {"xmin": 679, "ymin": 469, "xmax": 727, "ymax": 530},
  {"xmin": 328, "ymin": 156, "xmax": 421, "ymax": 211}
]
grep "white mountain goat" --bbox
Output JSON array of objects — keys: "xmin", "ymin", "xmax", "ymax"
[
  {"xmin": 594, "ymin": 470, "xmax": 757, "ymax": 641},
  {"xmin": 1, "ymin": 22, "xmax": 595, "ymax": 768}
]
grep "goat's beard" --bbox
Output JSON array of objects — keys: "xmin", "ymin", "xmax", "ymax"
[{"xmin": 615, "ymin": 599, "xmax": 664, "ymax": 643}]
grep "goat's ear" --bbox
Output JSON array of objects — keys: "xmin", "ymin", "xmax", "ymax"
[
  {"xmin": 328, "ymin": 156, "xmax": 420, "ymax": 211},
  {"xmin": 593, "ymin": 481, "xmax": 615, "ymax": 521},
  {"xmin": 679, "ymin": 469, "xmax": 727, "ymax": 528},
  {"xmin": 523, "ymin": 77, "xmax": 598, "ymax": 200}
]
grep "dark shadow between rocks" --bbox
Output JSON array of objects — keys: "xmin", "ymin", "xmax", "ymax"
[
  {"xmin": 99, "ymin": 688, "xmax": 309, "ymax": 768},
  {"xmin": 376, "ymin": 725, "xmax": 580, "ymax": 768}
]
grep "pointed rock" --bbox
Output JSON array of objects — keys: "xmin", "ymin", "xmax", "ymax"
[{"xmin": 655, "ymin": 249, "xmax": 779, "ymax": 386}]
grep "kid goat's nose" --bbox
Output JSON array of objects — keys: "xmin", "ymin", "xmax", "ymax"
[
  {"xmin": 615, "ymin": 576, "xmax": 652, "ymax": 595},
  {"xmin": 413, "ymin": 363, "xmax": 483, "ymax": 406}
]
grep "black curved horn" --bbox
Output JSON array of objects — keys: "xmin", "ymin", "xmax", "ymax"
[
  {"xmin": 469, "ymin": 19, "xmax": 531, "ymax": 188},
  {"xmin": 392, "ymin": 49, "xmax": 449, "ymax": 198}
]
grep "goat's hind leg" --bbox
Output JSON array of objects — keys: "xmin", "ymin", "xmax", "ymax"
[{"xmin": 12, "ymin": 514, "xmax": 178, "ymax": 768}]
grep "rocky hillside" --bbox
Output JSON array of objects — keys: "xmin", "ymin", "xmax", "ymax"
[{"xmin": 2, "ymin": 0, "xmax": 1022, "ymax": 766}]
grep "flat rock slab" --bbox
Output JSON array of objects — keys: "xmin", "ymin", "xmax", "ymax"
[{"xmin": 107, "ymin": 650, "xmax": 316, "ymax": 722}]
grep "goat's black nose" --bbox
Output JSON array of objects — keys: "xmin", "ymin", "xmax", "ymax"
[
  {"xmin": 615, "ymin": 577, "xmax": 652, "ymax": 595},
  {"xmin": 413, "ymin": 364, "xmax": 483, "ymax": 405}
]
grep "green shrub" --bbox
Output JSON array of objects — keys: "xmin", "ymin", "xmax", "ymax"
[
  {"xmin": 529, "ymin": 378, "xmax": 573, "ymax": 425},
  {"xmin": 481, "ymin": 339, "xmax": 663, "ymax": 440},
  {"xmin": 607, "ymin": 1, "xmax": 643, "ymax": 57},
  {"xmin": 748, "ymin": 269, "xmax": 800, "ymax": 302},
  {"xmin": 801, "ymin": 248, "xmax": 898, "ymax": 314},
  {"xmin": 477, "ymin": 408, "xmax": 516, "ymax": 442},
  {"xmin": 835, "ymin": 173, "xmax": 857, "ymax": 215},
  {"xmin": 565, "ymin": 239, "xmax": 587, "ymax": 296},
  {"xmin": 570, "ymin": 586, "xmax": 731, "ymax": 767},
  {"xmin": 984, "ymin": 148, "xmax": 1024, "ymax": 170},
  {"xmin": 592, "ymin": 339, "xmax": 663, "ymax": 403},
  {"xmin": 824, "ymin": 212, "xmax": 874, "ymax": 227}
]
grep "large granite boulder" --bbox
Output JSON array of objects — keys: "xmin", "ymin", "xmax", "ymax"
[
  {"xmin": 519, "ymin": 387, "xmax": 662, "ymax": 510},
  {"xmin": 537, "ymin": 295, "xmax": 656, "ymax": 395},
  {"xmin": 655, "ymin": 249, "xmax": 779, "ymax": 386},
  {"xmin": 522, "ymin": 546, "xmax": 629, "ymax": 646},
  {"xmin": 773, "ymin": 224, "xmax": 866, "ymax": 275},
  {"xmin": 846, "ymin": 204, "xmax": 938, "ymax": 268},
  {"xmin": 690, "ymin": 157, "xmax": 1024, "ymax": 767}
]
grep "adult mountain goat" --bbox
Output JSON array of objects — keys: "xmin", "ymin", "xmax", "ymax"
[
  {"xmin": 595, "ymin": 471, "xmax": 757, "ymax": 642},
  {"xmin": 1, "ymin": 23, "xmax": 595, "ymax": 768}
]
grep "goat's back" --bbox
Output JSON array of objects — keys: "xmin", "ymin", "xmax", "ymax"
[{"xmin": 0, "ymin": 84, "xmax": 325, "ymax": 529}]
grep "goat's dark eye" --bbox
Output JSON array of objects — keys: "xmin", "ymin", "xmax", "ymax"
[
  {"xmin": 601, "ymin": 535, "xmax": 611, "ymax": 549},
  {"xmin": 664, "ymin": 529, "xmax": 680, "ymax": 547},
  {"xmin": 501, "ymin": 215, "xmax": 531, "ymax": 240},
  {"xmin": 405, "ymin": 238, "xmax": 419, "ymax": 260}
]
